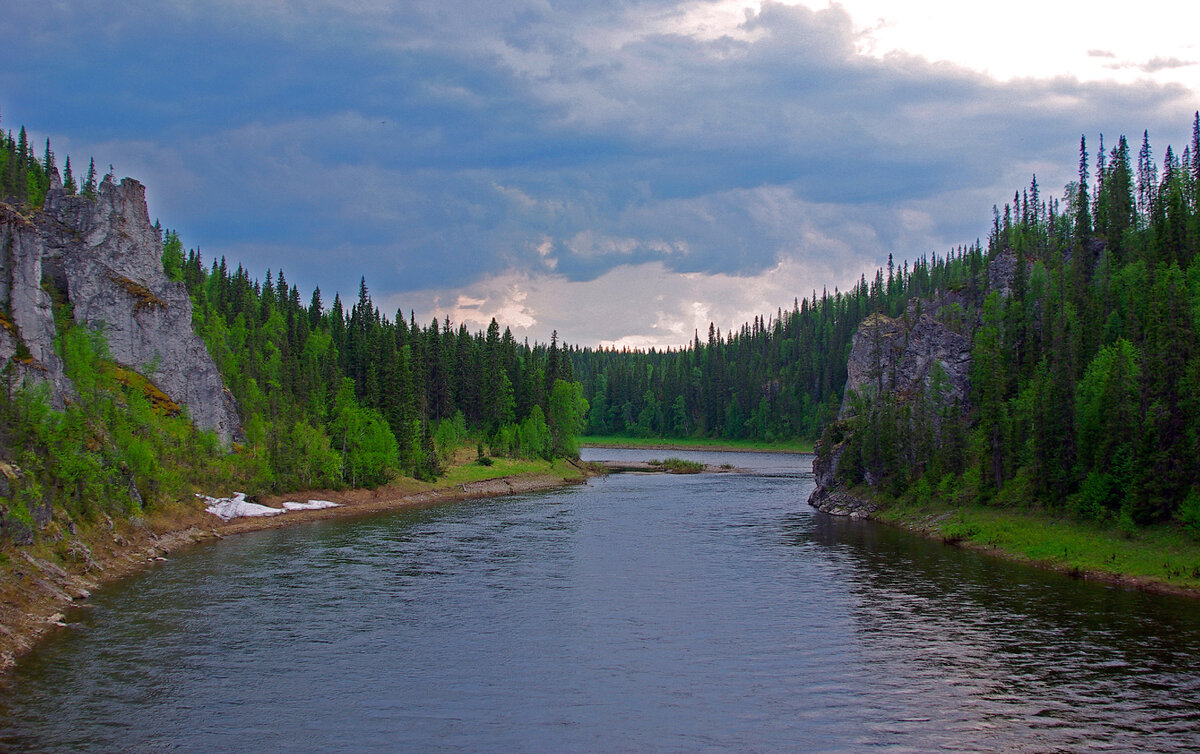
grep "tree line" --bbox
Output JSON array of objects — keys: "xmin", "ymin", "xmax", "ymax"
[
  {"xmin": 0, "ymin": 113, "xmax": 97, "ymax": 207},
  {"xmin": 571, "ymin": 244, "xmax": 989, "ymax": 444},
  {"xmin": 172, "ymin": 241, "xmax": 588, "ymax": 490}
]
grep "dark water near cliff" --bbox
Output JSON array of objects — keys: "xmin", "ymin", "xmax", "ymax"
[{"xmin": 3, "ymin": 449, "xmax": 1200, "ymax": 752}]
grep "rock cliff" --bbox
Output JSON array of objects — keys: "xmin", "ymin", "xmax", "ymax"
[
  {"xmin": 809, "ymin": 252, "xmax": 1018, "ymax": 514},
  {"xmin": 1, "ymin": 177, "xmax": 240, "ymax": 445}
]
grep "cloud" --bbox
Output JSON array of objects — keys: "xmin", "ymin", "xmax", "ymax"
[
  {"xmin": 394, "ymin": 251, "xmax": 880, "ymax": 349},
  {"xmin": 2, "ymin": 0, "xmax": 1198, "ymax": 348},
  {"xmin": 1137, "ymin": 57, "xmax": 1196, "ymax": 73}
]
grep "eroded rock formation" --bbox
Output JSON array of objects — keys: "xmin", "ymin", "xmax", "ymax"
[
  {"xmin": 1, "ymin": 177, "xmax": 240, "ymax": 445},
  {"xmin": 809, "ymin": 252, "xmax": 1019, "ymax": 515}
]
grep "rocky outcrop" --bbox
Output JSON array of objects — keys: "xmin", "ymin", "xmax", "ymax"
[
  {"xmin": 809, "ymin": 251, "xmax": 1020, "ymax": 514},
  {"xmin": 1, "ymin": 177, "xmax": 240, "ymax": 445},
  {"xmin": 0, "ymin": 204, "xmax": 71, "ymax": 404},
  {"xmin": 839, "ymin": 308, "xmax": 972, "ymax": 416},
  {"xmin": 808, "ymin": 303, "xmax": 970, "ymax": 515}
]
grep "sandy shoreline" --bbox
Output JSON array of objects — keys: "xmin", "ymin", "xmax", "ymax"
[{"xmin": 0, "ymin": 471, "xmax": 587, "ymax": 677}]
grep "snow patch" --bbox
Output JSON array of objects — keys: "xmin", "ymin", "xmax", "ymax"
[
  {"xmin": 281, "ymin": 499, "xmax": 339, "ymax": 511},
  {"xmin": 200, "ymin": 493, "xmax": 340, "ymax": 521},
  {"xmin": 200, "ymin": 492, "xmax": 285, "ymax": 521}
]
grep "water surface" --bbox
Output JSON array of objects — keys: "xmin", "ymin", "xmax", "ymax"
[{"xmin": 2, "ymin": 449, "xmax": 1199, "ymax": 751}]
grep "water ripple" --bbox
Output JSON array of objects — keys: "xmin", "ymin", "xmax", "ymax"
[{"xmin": 1, "ymin": 451, "xmax": 1199, "ymax": 751}]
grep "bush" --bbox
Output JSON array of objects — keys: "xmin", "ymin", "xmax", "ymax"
[
  {"xmin": 652, "ymin": 457, "xmax": 704, "ymax": 474},
  {"xmin": 1179, "ymin": 489, "xmax": 1200, "ymax": 539}
]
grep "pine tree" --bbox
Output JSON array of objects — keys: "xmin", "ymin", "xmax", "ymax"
[
  {"xmin": 1137, "ymin": 130, "xmax": 1156, "ymax": 221},
  {"xmin": 1075, "ymin": 135, "xmax": 1091, "ymax": 236},
  {"xmin": 83, "ymin": 157, "xmax": 97, "ymax": 198},
  {"xmin": 63, "ymin": 155, "xmax": 77, "ymax": 194}
]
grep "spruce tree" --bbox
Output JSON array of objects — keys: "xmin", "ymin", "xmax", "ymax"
[
  {"xmin": 63, "ymin": 155, "xmax": 77, "ymax": 194},
  {"xmin": 83, "ymin": 157, "xmax": 97, "ymax": 198}
]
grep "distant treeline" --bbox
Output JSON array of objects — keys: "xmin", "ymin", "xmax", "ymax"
[{"xmin": 571, "ymin": 244, "xmax": 988, "ymax": 443}]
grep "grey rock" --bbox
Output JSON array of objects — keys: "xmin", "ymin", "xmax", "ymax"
[
  {"xmin": 839, "ymin": 309, "xmax": 972, "ymax": 418},
  {"xmin": 811, "ymin": 269, "xmax": 981, "ymax": 514},
  {"xmin": 811, "ymin": 489, "xmax": 878, "ymax": 519},
  {"xmin": 1, "ymin": 178, "xmax": 241, "ymax": 444},
  {"xmin": 0, "ymin": 204, "xmax": 72, "ymax": 406}
]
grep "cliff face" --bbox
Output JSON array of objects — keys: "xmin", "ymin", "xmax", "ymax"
[
  {"xmin": 1, "ymin": 177, "xmax": 240, "ymax": 445},
  {"xmin": 839, "ymin": 307, "xmax": 972, "ymax": 415},
  {"xmin": 809, "ymin": 305, "xmax": 971, "ymax": 517},
  {"xmin": 809, "ymin": 253, "xmax": 1017, "ymax": 515}
]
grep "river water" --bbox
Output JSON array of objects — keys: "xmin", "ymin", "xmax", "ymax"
[{"xmin": 2, "ymin": 449, "xmax": 1200, "ymax": 751}]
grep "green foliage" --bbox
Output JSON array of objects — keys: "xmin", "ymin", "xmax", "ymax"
[
  {"xmin": 330, "ymin": 378, "xmax": 398, "ymax": 488},
  {"xmin": 547, "ymin": 379, "xmax": 588, "ymax": 458},
  {"xmin": 175, "ymin": 244, "xmax": 590, "ymax": 488},
  {"xmin": 161, "ymin": 230, "xmax": 185, "ymax": 282},
  {"xmin": 0, "ymin": 321, "xmax": 249, "ymax": 536},
  {"xmin": 649, "ymin": 457, "xmax": 704, "ymax": 474},
  {"xmin": 433, "ymin": 412, "xmax": 467, "ymax": 465},
  {"xmin": 517, "ymin": 404, "xmax": 552, "ymax": 460},
  {"xmin": 827, "ymin": 112, "xmax": 1200, "ymax": 531},
  {"xmin": 1179, "ymin": 490, "xmax": 1200, "ymax": 539}
]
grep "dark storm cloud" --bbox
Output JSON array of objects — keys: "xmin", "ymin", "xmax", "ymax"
[{"xmin": 1, "ymin": 0, "xmax": 1195, "ymax": 313}]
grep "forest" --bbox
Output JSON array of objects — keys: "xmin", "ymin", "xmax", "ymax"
[
  {"xmin": 574, "ymin": 113, "xmax": 1200, "ymax": 531},
  {"xmin": 2, "ymin": 119, "xmax": 589, "ymax": 533},
  {"xmin": 571, "ymin": 244, "xmax": 983, "ymax": 443},
  {"xmin": 825, "ymin": 117, "xmax": 1200, "ymax": 531},
  {"xmin": 5, "ymin": 111, "xmax": 1200, "ymax": 535},
  {"xmin": 173, "ymin": 250, "xmax": 590, "ymax": 488}
]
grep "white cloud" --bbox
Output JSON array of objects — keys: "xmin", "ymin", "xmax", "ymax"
[
  {"xmin": 392, "ymin": 249, "xmax": 878, "ymax": 350},
  {"xmin": 825, "ymin": 0, "xmax": 1200, "ymax": 95}
]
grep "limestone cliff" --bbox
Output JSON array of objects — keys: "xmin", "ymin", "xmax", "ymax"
[
  {"xmin": 1, "ymin": 177, "xmax": 240, "ymax": 445},
  {"xmin": 809, "ymin": 252, "xmax": 1018, "ymax": 515}
]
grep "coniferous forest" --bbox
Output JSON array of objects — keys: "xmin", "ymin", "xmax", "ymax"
[
  {"xmin": 576, "ymin": 113, "xmax": 1200, "ymax": 531},
  {"xmin": 4, "ymin": 112, "xmax": 1200, "ymax": 535},
  {"xmin": 2, "ymin": 117, "xmax": 589, "ymax": 527},
  {"xmin": 828, "ymin": 117, "xmax": 1200, "ymax": 530},
  {"xmin": 174, "ymin": 249, "xmax": 589, "ymax": 488}
]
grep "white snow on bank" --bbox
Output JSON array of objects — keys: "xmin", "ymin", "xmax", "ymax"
[
  {"xmin": 281, "ymin": 500, "xmax": 339, "ymax": 511},
  {"xmin": 200, "ymin": 493, "xmax": 340, "ymax": 521},
  {"xmin": 200, "ymin": 493, "xmax": 284, "ymax": 521}
]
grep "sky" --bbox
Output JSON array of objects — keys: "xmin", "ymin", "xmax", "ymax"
[{"xmin": 2, "ymin": 0, "xmax": 1197, "ymax": 349}]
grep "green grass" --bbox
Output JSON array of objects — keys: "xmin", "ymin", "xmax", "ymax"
[
  {"xmin": 580, "ymin": 435, "xmax": 813, "ymax": 453},
  {"xmin": 439, "ymin": 457, "xmax": 585, "ymax": 485},
  {"xmin": 876, "ymin": 499, "xmax": 1200, "ymax": 592}
]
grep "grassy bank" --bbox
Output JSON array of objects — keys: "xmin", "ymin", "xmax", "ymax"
[
  {"xmin": 0, "ymin": 453, "xmax": 590, "ymax": 674},
  {"xmin": 874, "ymin": 498, "xmax": 1200, "ymax": 595},
  {"xmin": 580, "ymin": 435, "xmax": 813, "ymax": 453}
]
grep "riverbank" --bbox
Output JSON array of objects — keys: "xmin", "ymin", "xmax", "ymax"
[
  {"xmin": 0, "ymin": 457, "xmax": 591, "ymax": 676},
  {"xmin": 850, "ymin": 493, "xmax": 1200, "ymax": 599},
  {"xmin": 582, "ymin": 435, "xmax": 814, "ymax": 454}
]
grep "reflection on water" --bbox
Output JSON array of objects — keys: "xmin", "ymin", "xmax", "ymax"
[
  {"xmin": 802, "ymin": 513, "xmax": 1200, "ymax": 750},
  {"xmin": 1, "ymin": 449, "xmax": 1198, "ymax": 751}
]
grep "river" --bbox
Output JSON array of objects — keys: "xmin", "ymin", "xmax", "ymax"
[{"xmin": 2, "ymin": 449, "xmax": 1199, "ymax": 751}]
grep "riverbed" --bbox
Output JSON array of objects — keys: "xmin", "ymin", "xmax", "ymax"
[{"xmin": 2, "ymin": 449, "xmax": 1199, "ymax": 751}]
